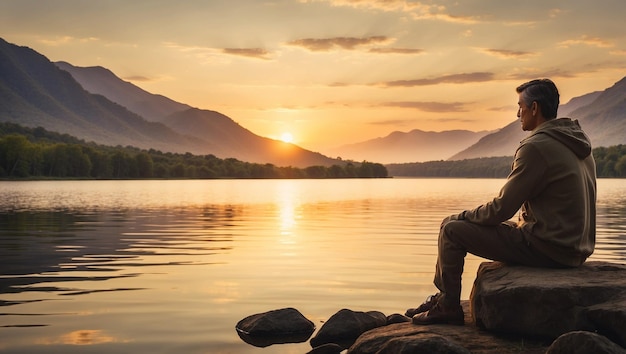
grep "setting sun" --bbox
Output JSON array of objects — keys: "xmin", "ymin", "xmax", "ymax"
[{"xmin": 280, "ymin": 132, "xmax": 294, "ymax": 144}]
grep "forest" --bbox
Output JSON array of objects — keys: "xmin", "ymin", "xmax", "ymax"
[
  {"xmin": 0, "ymin": 123, "xmax": 388, "ymax": 179},
  {"xmin": 2, "ymin": 122, "xmax": 625, "ymax": 179},
  {"xmin": 387, "ymin": 144, "xmax": 626, "ymax": 178}
]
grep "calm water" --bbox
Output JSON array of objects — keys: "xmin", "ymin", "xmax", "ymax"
[{"xmin": 0, "ymin": 179, "xmax": 624, "ymax": 353}]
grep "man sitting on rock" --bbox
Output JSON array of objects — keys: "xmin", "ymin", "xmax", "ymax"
[{"xmin": 407, "ymin": 78, "xmax": 597, "ymax": 325}]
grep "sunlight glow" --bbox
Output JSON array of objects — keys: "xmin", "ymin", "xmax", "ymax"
[{"xmin": 280, "ymin": 132, "xmax": 294, "ymax": 144}]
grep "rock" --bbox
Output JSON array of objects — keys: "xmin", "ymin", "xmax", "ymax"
[
  {"xmin": 310, "ymin": 309, "xmax": 388, "ymax": 349},
  {"xmin": 386, "ymin": 313, "xmax": 411, "ymax": 325},
  {"xmin": 347, "ymin": 309, "xmax": 548, "ymax": 354},
  {"xmin": 307, "ymin": 343, "xmax": 345, "ymax": 354},
  {"xmin": 471, "ymin": 261, "xmax": 626, "ymax": 346},
  {"xmin": 366, "ymin": 332, "xmax": 470, "ymax": 354},
  {"xmin": 235, "ymin": 307, "xmax": 315, "ymax": 347},
  {"xmin": 546, "ymin": 331, "xmax": 626, "ymax": 354}
]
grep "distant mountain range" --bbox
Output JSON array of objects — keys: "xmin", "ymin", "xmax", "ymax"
[
  {"xmin": 328, "ymin": 129, "xmax": 492, "ymax": 163},
  {"xmin": 2, "ymin": 37, "xmax": 624, "ymax": 165},
  {"xmin": 0, "ymin": 38, "xmax": 337, "ymax": 168},
  {"xmin": 333, "ymin": 78, "xmax": 625, "ymax": 162},
  {"xmin": 450, "ymin": 80, "xmax": 625, "ymax": 160}
]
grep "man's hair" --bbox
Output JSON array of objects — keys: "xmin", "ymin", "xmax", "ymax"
[{"xmin": 516, "ymin": 79, "xmax": 560, "ymax": 119}]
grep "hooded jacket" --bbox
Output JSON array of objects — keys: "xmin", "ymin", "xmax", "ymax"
[{"xmin": 462, "ymin": 118, "xmax": 596, "ymax": 266}]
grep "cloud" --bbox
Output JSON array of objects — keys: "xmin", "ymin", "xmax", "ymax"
[
  {"xmin": 558, "ymin": 35, "xmax": 613, "ymax": 48},
  {"xmin": 489, "ymin": 105, "xmax": 516, "ymax": 112},
  {"xmin": 368, "ymin": 47, "xmax": 424, "ymax": 54},
  {"xmin": 381, "ymin": 72, "xmax": 494, "ymax": 87},
  {"xmin": 479, "ymin": 48, "xmax": 537, "ymax": 59},
  {"xmin": 38, "ymin": 36, "xmax": 99, "ymax": 46},
  {"xmin": 222, "ymin": 48, "xmax": 272, "ymax": 60},
  {"xmin": 123, "ymin": 75, "xmax": 153, "ymax": 82},
  {"xmin": 300, "ymin": 0, "xmax": 429, "ymax": 12},
  {"xmin": 410, "ymin": 12, "xmax": 479, "ymax": 24},
  {"xmin": 328, "ymin": 82, "xmax": 350, "ymax": 87},
  {"xmin": 300, "ymin": 0, "xmax": 479, "ymax": 23},
  {"xmin": 368, "ymin": 118, "xmax": 414, "ymax": 126},
  {"xmin": 163, "ymin": 42, "xmax": 219, "ymax": 58},
  {"xmin": 382, "ymin": 101, "xmax": 469, "ymax": 112},
  {"xmin": 164, "ymin": 42, "xmax": 272, "ymax": 62},
  {"xmin": 507, "ymin": 69, "xmax": 578, "ymax": 81},
  {"xmin": 549, "ymin": 8, "xmax": 563, "ymax": 18},
  {"xmin": 287, "ymin": 36, "xmax": 391, "ymax": 51}
]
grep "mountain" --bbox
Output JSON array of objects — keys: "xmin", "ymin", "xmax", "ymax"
[
  {"xmin": 160, "ymin": 108, "xmax": 336, "ymax": 167},
  {"xmin": 55, "ymin": 61, "xmax": 190, "ymax": 121},
  {"xmin": 0, "ymin": 38, "xmax": 209, "ymax": 154},
  {"xmin": 54, "ymin": 60, "xmax": 336, "ymax": 167},
  {"xmin": 0, "ymin": 38, "xmax": 338, "ymax": 167},
  {"xmin": 567, "ymin": 77, "xmax": 626, "ymax": 147},
  {"xmin": 450, "ymin": 81, "xmax": 624, "ymax": 160},
  {"xmin": 327, "ymin": 129, "xmax": 491, "ymax": 163}
]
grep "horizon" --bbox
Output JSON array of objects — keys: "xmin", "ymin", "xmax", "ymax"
[{"xmin": 1, "ymin": 1, "xmax": 624, "ymax": 152}]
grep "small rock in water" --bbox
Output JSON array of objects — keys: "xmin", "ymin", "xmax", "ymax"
[{"xmin": 235, "ymin": 307, "xmax": 315, "ymax": 348}]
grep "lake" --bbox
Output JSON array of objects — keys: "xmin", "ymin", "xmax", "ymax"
[{"xmin": 0, "ymin": 179, "xmax": 624, "ymax": 353}]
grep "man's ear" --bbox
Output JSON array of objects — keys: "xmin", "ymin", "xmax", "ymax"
[{"xmin": 532, "ymin": 101, "xmax": 538, "ymax": 116}]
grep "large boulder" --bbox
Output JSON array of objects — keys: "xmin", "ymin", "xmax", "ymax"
[
  {"xmin": 235, "ymin": 307, "xmax": 315, "ymax": 347},
  {"xmin": 471, "ymin": 261, "xmax": 626, "ymax": 346}
]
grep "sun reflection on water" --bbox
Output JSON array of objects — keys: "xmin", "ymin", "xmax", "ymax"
[{"xmin": 38, "ymin": 329, "xmax": 124, "ymax": 345}]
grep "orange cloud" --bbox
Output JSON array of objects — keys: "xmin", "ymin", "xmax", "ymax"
[
  {"xmin": 558, "ymin": 35, "xmax": 613, "ymax": 48},
  {"xmin": 301, "ymin": 0, "xmax": 479, "ymax": 23},
  {"xmin": 381, "ymin": 72, "xmax": 494, "ymax": 87},
  {"xmin": 301, "ymin": 0, "xmax": 429, "ymax": 12},
  {"xmin": 38, "ymin": 36, "xmax": 99, "ymax": 46},
  {"xmin": 479, "ymin": 48, "xmax": 537, "ymax": 59},
  {"xmin": 382, "ymin": 101, "xmax": 469, "ymax": 112},
  {"xmin": 368, "ymin": 118, "xmax": 414, "ymax": 126},
  {"xmin": 508, "ymin": 69, "xmax": 577, "ymax": 80},
  {"xmin": 123, "ymin": 75, "xmax": 153, "ymax": 82},
  {"xmin": 222, "ymin": 48, "xmax": 272, "ymax": 60},
  {"xmin": 489, "ymin": 105, "xmax": 516, "ymax": 112},
  {"xmin": 368, "ymin": 47, "xmax": 424, "ymax": 54},
  {"xmin": 287, "ymin": 36, "xmax": 391, "ymax": 51}
]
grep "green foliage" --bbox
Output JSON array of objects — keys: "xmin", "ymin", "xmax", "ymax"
[
  {"xmin": 388, "ymin": 146, "xmax": 626, "ymax": 178},
  {"xmin": 594, "ymin": 145, "xmax": 626, "ymax": 177},
  {"xmin": 387, "ymin": 157, "xmax": 513, "ymax": 178},
  {"xmin": 0, "ymin": 123, "xmax": 388, "ymax": 179}
]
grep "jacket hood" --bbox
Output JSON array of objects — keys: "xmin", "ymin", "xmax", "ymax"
[{"xmin": 527, "ymin": 118, "xmax": 592, "ymax": 159}]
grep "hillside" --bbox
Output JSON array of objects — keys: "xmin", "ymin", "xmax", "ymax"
[
  {"xmin": 450, "ymin": 80, "xmax": 625, "ymax": 160},
  {"xmin": 160, "ymin": 108, "xmax": 336, "ymax": 168},
  {"xmin": 55, "ymin": 61, "xmax": 190, "ymax": 121},
  {"xmin": 0, "ymin": 122, "xmax": 387, "ymax": 179},
  {"xmin": 54, "ymin": 58, "xmax": 338, "ymax": 167},
  {"xmin": 0, "ymin": 38, "xmax": 214, "ymax": 155},
  {"xmin": 327, "ymin": 129, "xmax": 491, "ymax": 163},
  {"xmin": 0, "ymin": 38, "xmax": 339, "ymax": 168}
]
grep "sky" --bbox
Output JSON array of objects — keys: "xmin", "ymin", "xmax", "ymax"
[{"xmin": 1, "ymin": 0, "xmax": 625, "ymax": 152}]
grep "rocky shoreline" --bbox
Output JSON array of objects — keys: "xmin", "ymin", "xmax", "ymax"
[{"xmin": 236, "ymin": 261, "xmax": 626, "ymax": 353}]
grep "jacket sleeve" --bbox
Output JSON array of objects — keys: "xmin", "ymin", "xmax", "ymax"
[{"xmin": 462, "ymin": 142, "xmax": 548, "ymax": 225}]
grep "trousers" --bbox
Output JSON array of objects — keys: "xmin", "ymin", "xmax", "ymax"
[{"xmin": 433, "ymin": 218, "xmax": 566, "ymax": 307}]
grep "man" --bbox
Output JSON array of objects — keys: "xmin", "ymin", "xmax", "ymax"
[{"xmin": 407, "ymin": 79, "xmax": 597, "ymax": 325}]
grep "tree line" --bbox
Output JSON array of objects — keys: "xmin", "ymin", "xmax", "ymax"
[
  {"xmin": 387, "ymin": 144, "xmax": 626, "ymax": 178},
  {"xmin": 0, "ymin": 123, "xmax": 388, "ymax": 179}
]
